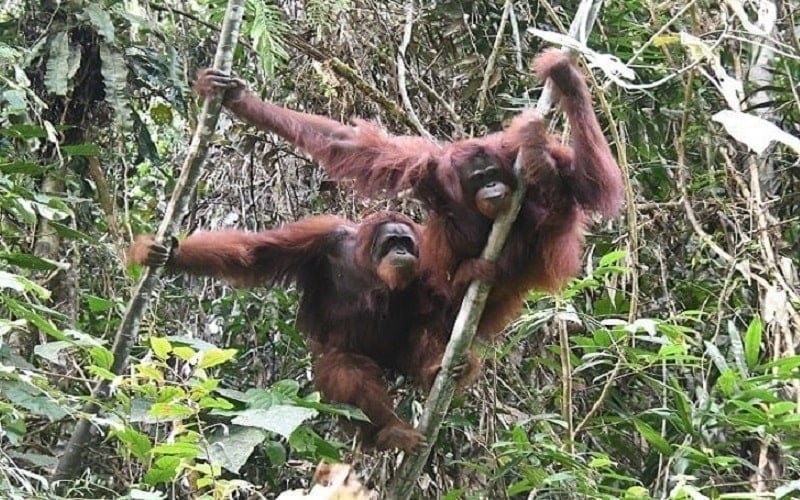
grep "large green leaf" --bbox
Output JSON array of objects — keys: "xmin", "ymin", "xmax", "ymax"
[
  {"xmin": 44, "ymin": 31, "xmax": 81, "ymax": 96},
  {"xmin": 81, "ymin": 4, "xmax": 115, "ymax": 42},
  {"xmin": 205, "ymin": 425, "xmax": 267, "ymax": 473},
  {"xmin": 100, "ymin": 45, "xmax": 132, "ymax": 127},
  {"xmin": 232, "ymin": 405, "xmax": 317, "ymax": 439},
  {"xmin": 2, "ymin": 379, "xmax": 68, "ymax": 421}
]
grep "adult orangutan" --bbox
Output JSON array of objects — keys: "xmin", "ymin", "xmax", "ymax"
[
  {"xmin": 193, "ymin": 48, "xmax": 623, "ymax": 340},
  {"xmin": 129, "ymin": 212, "xmax": 479, "ymax": 452}
]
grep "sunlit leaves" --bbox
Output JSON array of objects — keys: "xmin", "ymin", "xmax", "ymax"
[
  {"xmin": 149, "ymin": 336, "xmax": 172, "ymax": 360},
  {"xmin": 113, "ymin": 428, "xmax": 152, "ymax": 461},
  {"xmin": 149, "ymin": 402, "xmax": 195, "ymax": 420},
  {"xmin": 90, "ymin": 346, "xmax": 114, "ymax": 370},
  {"xmin": 143, "ymin": 456, "xmax": 181, "ymax": 485},
  {"xmin": 198, "ymin": 348, "xmax": 238, "ymax": 369}
]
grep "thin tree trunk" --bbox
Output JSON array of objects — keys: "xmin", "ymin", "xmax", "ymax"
[
  {"xmin": 386, "ymin": 0, "xmax": 604, "ymax": 495},
  {"xmin": 51, "ymin": 0, "xmax": 246, "ymax": 481}
]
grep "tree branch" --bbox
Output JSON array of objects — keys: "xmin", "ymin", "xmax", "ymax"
[
  {"xmin": 386, "ymin": 151, "xmax": 528, "ymax": 500},
  {"xmin": 283, "ymin": 33, "xmax": 424, "ymax": 133},
  {"xmin": 475, "ymin": 0, "xmax": 512, "ymax": 115},
  {"xmin": 386, "ymin": 0, "xmax": 604, "ymax": 496},
  {"xmin": 51, "ymin": 0, "xmax": 246, "ymax": 482},
  {"xmin": 396, "ymin": 0, "xmax": 432, "ymax": 139}
]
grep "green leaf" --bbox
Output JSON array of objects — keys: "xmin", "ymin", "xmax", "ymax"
[
  {"xmin": 0, "ymin": 161, "xmax": 45, "ymax": 175},
  {"xmin": 245, "ymin": 387, "xmax": 287, "ymax": 409},
  {"xmin": 149, "ymin": 403, "xmax": 195, "ymax": 420},
  {"xmin": 198, "ymin": 397, "xmax": 233, "ymax": 410},
  {"xmin": 90, "ymin": 346, "xmax": 114, "ymax": 370},
  {"xmin": 166, "ymin": 335, "xmax": 217, "ymax": 352},
  {"xmin": 0, "ymin": 253, "xmax": 62, "ymax": 272},
  {"xmin": 633, "ymin": 419, "xmax": 672, "ymax": 455},
  {"xmin": 44, "ymin": 31, "xmax": 71, "ymax": 96},
  {"xmin": 4, "ymin": 298, "xmax": 66, "ymax": 340},
  {"xmin": 598, "ymin": 249, "xmax": 627, "ymax": 267},
  {"xmin": 143, "ymin": 456, "xmax": 180, "ymax": 485},
  {"xmin": 739, "ymin": 388, "xmax": 780, "ymax": 404},
  {"xmin": 669, "ymin": 377, "xmax": 693, "ymax": 434},
  {"xmin": 2, "ymin": 379, "xmax": 68, "ymax": 421},
  {"xmin": 715, "ymin": 368, "xmax": 738, "ymax": 397},
  {"xmin": 214, "ymin": 387, "xmax": 249, "ymax": 403},
  {"xmin": 767, "ymin": 401, "xmax": 795, "ymax": 416},
  {"xmin": 443, "ymin": 489, "xmax": 467, "ymax": 500},
  {"xmin": 5, "ymin": 198, "xmax": 36, "ymax": 224},
  {"xmin": 114, "ymin": 428, "xmax": 152, "ymax": 460},
  {"xmin": 34, "ymin": 341, "xmax": 72, "ymax": 365},
  {"xmin": 760, "ymin": 355, "xmax": 800, "ymax": 373},
  {"xmin": 249, "ymin": 0, "xmax": 289, "ymax": 76},
  {"xmin": 149, "ymin": 337, "xmax": 172, "ymax": 360},
  {"xmin": 0, "ymin": 124, "xmax": 48, "ymax": 139},
  {"xmin": 657, "ymin": 343, "xmax": 689, "ymax": 360},
  {"xmin": 287, "ymin": 426, "xmax": 340, "ymax": 460},
  {"xmin": 588, "ymin": 455, "xmax": 612, "ymax": 468},
  {"xmin": 172, "ymin": 346, "xmax": 196, "ymax": 361},
  {"xmin": 729, "ymin": 400, "xmax": 768, "ymax": 425},
  {"xmin": 85, "ymin": 294, "xmax": 115, "ymax": 313},
  {"xmin": 87, "ymin": 366, "xmax": 116, "ymax": 381},
  {"xmin": 232, "ymin": 406, "xmax": 318, "ymax": 439},
  {"xmin": 157, "ymin": 386, "xmax": 186, "ymax": 403},
  {"xmin": 290, "ymin": 399, "xmax": 367, "ymax": 421},
  {"xmin": 100, "ymin": 45, "xmax": 132, "ymax": 127},
  {"xmin": 507, "ymin": 480, "xmax": 534, "ymax": 496},
  {"xmin": 263, "ymin": 440, "xmax": 286, "ymax": 467},
  {"xmin": 62, "ymin": 143, "xmax": 101, "ymax": 156},
  {"xmin": 272, "ymin": 379, "xmax": 301, "ymax": 397},
  {"xmin": 197, "ymin": 348, "xmax": 237, "ymax": 369},
  {"xmin": 82, "ymin": 4, "xmax": 116, "ymax": 42},
  {"xmin": 206, "ymin": 426, "xmax": 267, "ymax": 474},
  {"xmin": 744, "ymin": 316, "xmax": 762, "ymax": 370},
  {"xmin": 48, "ymin": 221, "xmax": 92, "ymax": 241},
  {"xmin": 151, "ymin": 442, "xmax": 202, "ymax": 458},
  {"xmin": 135, "ymin": 364, "xmax": 165, "ymax": 383},
  {"xmin": 624, "ymin": 486, "xmax": 651, "ymax": 499}
]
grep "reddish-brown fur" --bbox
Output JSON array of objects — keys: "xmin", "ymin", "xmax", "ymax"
[
  {"xmin": 194, "ymin": 48, "xmax": 623, "ymax": 340},
  {"xmin": 129, "ymin": 212, "xmax": 480, "ymax": 452}
]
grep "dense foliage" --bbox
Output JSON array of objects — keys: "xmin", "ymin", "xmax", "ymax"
[{"xmin": 1, "ymin": 0, "xmax": 799, "ymax": 498}]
